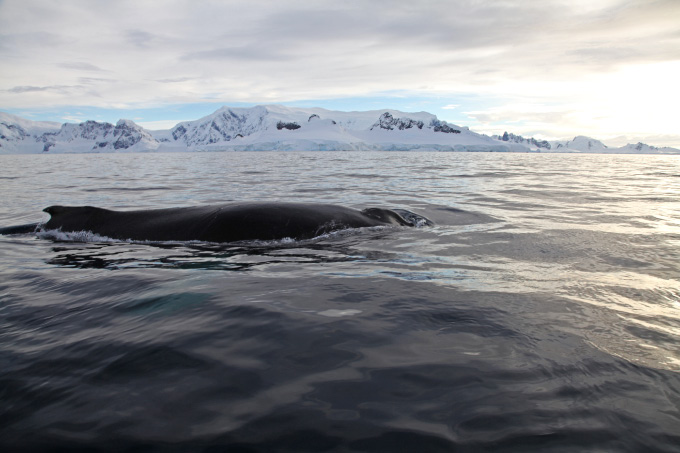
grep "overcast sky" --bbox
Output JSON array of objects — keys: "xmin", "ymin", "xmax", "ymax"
[{"xmin": 1, "ymin": 0, "xmax": 679, "ymax": 147}]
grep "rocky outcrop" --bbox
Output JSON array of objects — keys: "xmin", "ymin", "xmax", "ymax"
[
  {"xmin": 0, "ymin": 122, "xmax": 29, "ymax": 143},
  {"xmin": 371, "ymin": 112, "xmax": 424, "ymax": 131},
  {"xmin": 496, "ymin": 131, "xmax": 550, "ymax": 149},
  {"xmin": 111, "ymin": 120, "xmax": 155, "ymax": 150},
  {"xmin": 276, "ymin": 121, "xmax": 301, "ymax": 130},
  {"xmin": 430, "ymin": 119, "xmax": 460, "ymax": 134}
]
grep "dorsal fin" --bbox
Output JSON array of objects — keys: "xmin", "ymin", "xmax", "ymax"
[{"xmin": 43, "ymin": 205, "xmax": 109, "ymax": 218}]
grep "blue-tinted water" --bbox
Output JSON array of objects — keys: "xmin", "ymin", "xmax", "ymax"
[{"xmin": 1, "ymin": 152, "xmax": 679, "ymax": 452}]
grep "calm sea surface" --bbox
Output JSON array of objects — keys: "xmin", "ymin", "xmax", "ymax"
[{"xmin": 1, "ymin": 152, "xmax": 679, "ymax": 452}]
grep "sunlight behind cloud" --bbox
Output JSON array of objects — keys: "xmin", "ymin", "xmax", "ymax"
[
  {"xmin": 582, "ymin": 61, "xmax": 680, "ymax": 133},
  {"xmin": 459, "ymin": 59, "xmax": 680, "ymax": 145}
]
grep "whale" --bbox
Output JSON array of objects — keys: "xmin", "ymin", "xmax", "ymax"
[{"xmin": 0, "ymin": 203, "xmax": 432, "ymax": 243}]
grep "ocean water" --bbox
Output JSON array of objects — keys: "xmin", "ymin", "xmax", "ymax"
[{"xmin": 0, "ymin": 151, "xmax": 679, "ymax": 452}]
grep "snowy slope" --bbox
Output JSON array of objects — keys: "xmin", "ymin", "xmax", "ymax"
[
  {"xmin": 158, "ymin": 105, "xmax": 526, "ymax": 152},
  {"xmin": 1, "ymin": 106, "xmax": 678, "ymax": 154},
  {"xmin": 0, "ymin": 112, "xmax": 61, "ymax": 153},
  {"xmin": 0, "ymin": 112, "xmax": 61, "ymax": 134},
  {"xmin": 546, "ymin": 136, "xmax": 679, "ymax": 154},
  {"xmin": 611, "ymin": 142, "xmax": 679, "ymax": 154},
  {"xmin": 551, "ymin": 136, "xmax": 609, "ymax": 153}
]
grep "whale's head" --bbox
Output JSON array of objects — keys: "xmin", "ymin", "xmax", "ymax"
[
  {"xmin": 360, "ymin": 208, "xmax": 410, "ymax": 226},
  {"xmin": 362, "ymin": 208, "xmax": 434, "ymax": 228}
]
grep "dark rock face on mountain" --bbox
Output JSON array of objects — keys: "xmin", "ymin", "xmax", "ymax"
[
  {"xmin": 0, "ymin": 122, "xmax": 29, "ymax": 145},
  {"xmin": 496, "ymin": 131, "xmax": 550, "ymax": 149},
  {"xmin": 371, "ymin": 112, "xmax": 424, "ymax": 131},
  {"xmin": 430, "ymin": 119, "xmax": 460, "ymax": 134},
  {"xmin": 111, "ymin": 120, "xmax": 153, "ymax": 149},
  {"xmin": 71, "ymin": 120, "xmax": 113, "ymax": 140},
  {"xmin": 172, "ymin": 125, "xmax": 187, "ymax": 140},
  {"xmin": 277, "ymin": 121, "xmax": 301, "ymax": 130},
  {"xmin": 40, "ymin": 121, "xmax": 110, "ymax": 144}
]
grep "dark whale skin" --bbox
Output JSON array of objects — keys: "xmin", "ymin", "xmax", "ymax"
[{"xmin": 40, "ymin": 203, "xmax": 425, "ymax": 242}]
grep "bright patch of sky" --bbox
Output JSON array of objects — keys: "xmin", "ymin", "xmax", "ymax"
[{"xmin": 1, "ymin": 0, "xmax": 679, "ymax": 147}]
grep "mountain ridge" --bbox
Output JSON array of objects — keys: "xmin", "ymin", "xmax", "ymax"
[{"xmin": 1, "ymin": 106, "xmax": 677, "ymax": 154}]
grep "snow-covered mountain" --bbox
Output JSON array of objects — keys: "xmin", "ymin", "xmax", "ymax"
[
  {"xmin": 492, "ymin": 130, "xmax": 680, "ymax": 154},
  {"xmin": 547, "ymin": 136, "xmax": 679, "ymax": 154},
  {"xmin": 613, "ymin": 142, "xmax": 678, "ymax": 154},
  {"xmin": 551, "ymin": 136, "xmax": 609, "ymax": 153},
  {"xmin": 1, "ymin": 106, "xmax": 678, "ymax": 154},
  {"xmin": 42, "ymin": 119, "xmax": 159, "ymax": 153},
  {"xmin": 0, "ymin": 112, "xmax": 158, "ymax": 153},
  {"xmin": 150, "ymin": 105, "xmax": 519, "ymax": 152},
  {"xmin": 0, "ymin": 112, "xmax": 61, "ymax": 153}
]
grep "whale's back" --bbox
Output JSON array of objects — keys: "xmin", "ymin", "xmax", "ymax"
[{"xmin": 41, "ymin": 203, "xmax": 428, "ymax": 243}]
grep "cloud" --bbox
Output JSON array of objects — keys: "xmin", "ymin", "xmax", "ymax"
[
  {"xmin": 0, "ymin": 0, "xmax": 679, "ymax": 145},
  {"xmin": 7, "ymin": 85, "xmax": 77, "ymax": 93},
  {"xmin": 58, "ymin": 62, "xmax": 107, "ymax": 72},
  {"xmin": 61, "ymin": 115, "xmax": 87, "ymax": 123},
  {"xmin": 156, "ymin": 77, "xmax": 194, "ymax": 83},
  {"xmin": 136, "ymin": 119, "xmax": 185, "ymax": 130},
  {"xmin": 464, "ymin": 106, "xmax": 571, "ymax": 126},
  {"xmin": 126, "ymin": 29, "xmax": 156, "ymax": 48},
  {"xmin": 181, "ymin": 46, "xmax": 291, "ymax": 62},
  {"xmin": 0, "ymin": 31, "xmax": 72, "ymax": 52},
  {"xmin": 7, "ymin": 86, "xmax": 52, "ymax": 93},
  {"xmin": 78, "ymin": 77, "xmax": 113, "ymax": 84}
]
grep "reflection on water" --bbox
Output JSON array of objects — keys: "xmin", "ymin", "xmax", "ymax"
[{"xmin": 42, "ymin": 238, "xmax": 381, "ymax": 271}]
